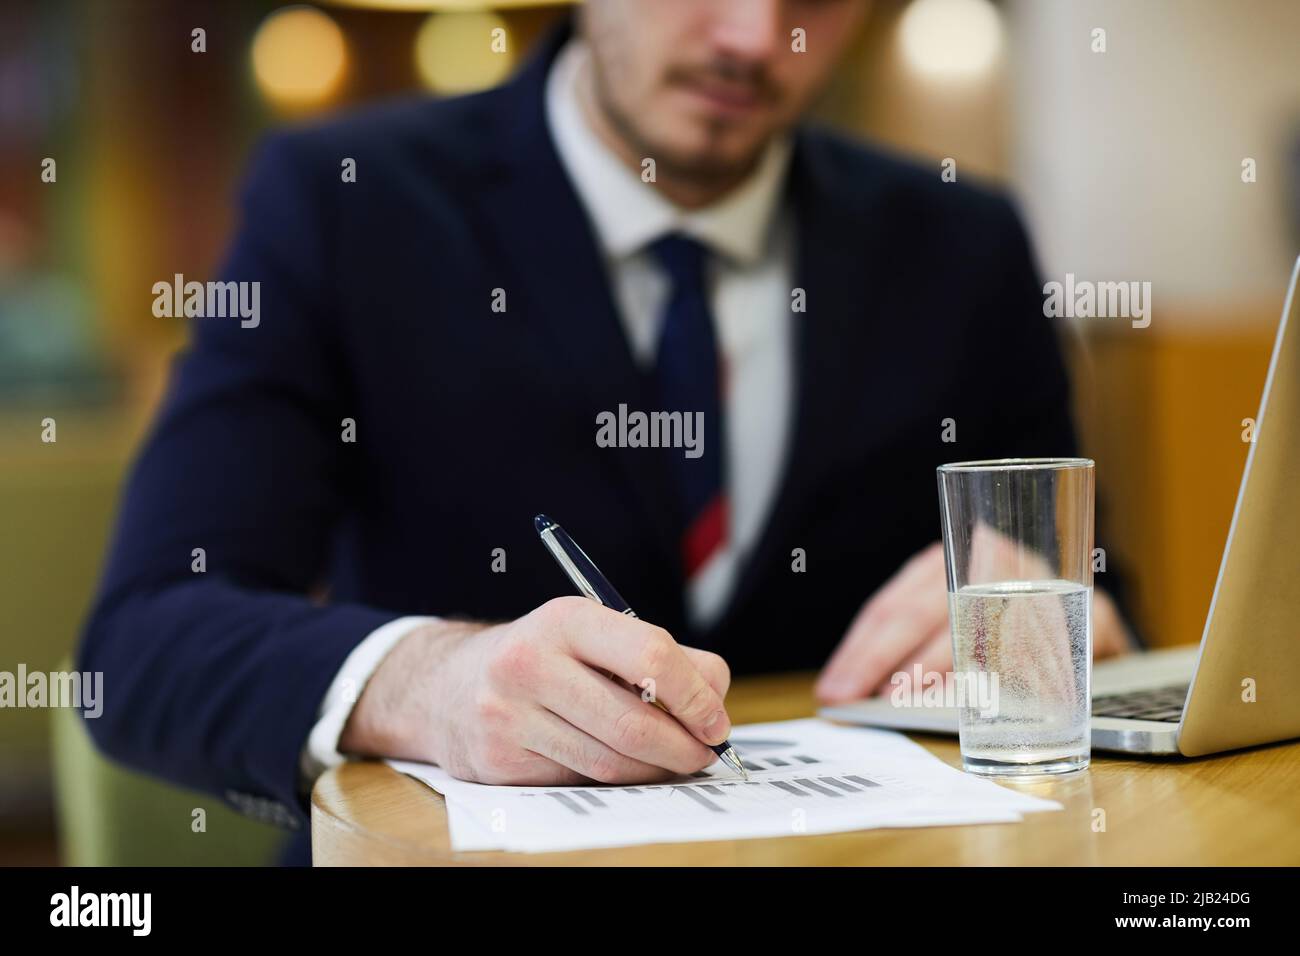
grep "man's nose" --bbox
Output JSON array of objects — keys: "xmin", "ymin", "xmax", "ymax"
[{"xmin": 707, "ymin": 0, "xmax": 783, "ymax": 64}]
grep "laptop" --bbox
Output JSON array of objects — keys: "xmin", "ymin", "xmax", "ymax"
[{"xmin": 821, "ymin": 255, "xmax": 1300, "ymax": 757}]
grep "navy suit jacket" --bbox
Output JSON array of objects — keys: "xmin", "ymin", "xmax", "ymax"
[{"xmin": 79, "ymin": 28, "xmax": 1083, "ymax": 844}]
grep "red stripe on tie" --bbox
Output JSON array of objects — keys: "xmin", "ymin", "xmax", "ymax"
[{"xmin": 682, "ymin": 495, "xmax": 728, "ymax": 578}]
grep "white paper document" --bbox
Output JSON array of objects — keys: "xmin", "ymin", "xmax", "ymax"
[{"xmin": 388, "ymin": 718, "xmax": 1061, "ymax": 853}]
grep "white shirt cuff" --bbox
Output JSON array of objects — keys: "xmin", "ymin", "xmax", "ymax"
[{"xmin": 299, "ymin": 615, "xmax": 438, "ymax": 783}]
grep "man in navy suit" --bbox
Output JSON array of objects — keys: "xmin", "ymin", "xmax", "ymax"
[{"xmin": 80, "ymin": 0, "xmax": 1132, "ymax": 850}]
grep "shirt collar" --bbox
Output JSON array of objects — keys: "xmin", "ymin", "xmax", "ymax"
[{"xmin": 545, "ymin": 39, "xmax": 792, "ymax": 266}]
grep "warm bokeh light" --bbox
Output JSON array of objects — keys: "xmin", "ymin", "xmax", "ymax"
[
  {"xmin": 897, "ymin": 0, "xmax": 1002, "ymax": 82},
  {"xmin": 251, "ymin": 6, "xmax": 348, "ymax": 111},
  {"xmin": 414, "ymin": 11, "xmax": 514, "ymax": 95},
  {"xmin": 328, "ymin": 0, "xmax": 565, "ymax": 8}
]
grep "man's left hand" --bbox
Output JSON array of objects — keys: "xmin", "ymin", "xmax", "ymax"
[{"xmin": 814, "ymin": 541, "xmax": 1134, "ymax": 704}]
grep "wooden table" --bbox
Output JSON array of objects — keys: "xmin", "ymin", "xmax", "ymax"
[{"xmin": 311, "ymin": 672, "xmax": 1300, "ymax": 865}]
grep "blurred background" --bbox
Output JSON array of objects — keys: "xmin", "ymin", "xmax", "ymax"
[{"xmin": 1, "ymin": 0, "xmax": 1297, "ymax": 863}]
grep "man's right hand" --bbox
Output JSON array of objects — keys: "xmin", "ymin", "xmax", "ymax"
[{"xmin": 338, "ymin": 596, "xmax": 733, "ymax": 786}]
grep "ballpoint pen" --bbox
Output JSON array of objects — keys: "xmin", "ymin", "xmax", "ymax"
[{"xmin": 533, "ymin": 514, "xmax": 748, "ymax": 780}]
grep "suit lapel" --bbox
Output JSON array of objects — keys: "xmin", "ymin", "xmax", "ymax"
[
  {"xmin": 713, "ymin": 133, "xmax": 895, "ymax": 634},
  {"xmin": 473, "ymin": 30, "xmax": 684, "ymax": 578}
]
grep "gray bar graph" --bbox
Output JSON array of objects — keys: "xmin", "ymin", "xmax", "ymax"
[
  {"xmin": 794, "ymin": 778, "xmax": 843, "ymax": 797},
  {"xmin": 845, "ymin": 774, "xmax": 881, "ymax": 788},
  {"xmin": 539, "ymin": 759, "xmax": 876, "ymax": 820},
  {"xmin": 673, "ymin": 786, "xmax": 726, "ymax": 813},
  {"xmin": 546, "ymin": 792, "xmax": 589, "ymax": 815}
]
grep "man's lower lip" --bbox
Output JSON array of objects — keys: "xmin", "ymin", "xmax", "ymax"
[{"xmin": 679, "ymin": 83, "xmax": 762, "ymax": 114}]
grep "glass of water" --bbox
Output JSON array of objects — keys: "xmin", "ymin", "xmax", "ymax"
[{"xmin": 936, "ymin": 458, "xmax": 1094, "ymax": 776}]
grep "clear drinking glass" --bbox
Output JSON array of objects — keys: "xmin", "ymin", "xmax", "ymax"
[{"xmin": 936, "ymin": 458, "xmax": 1094, "ymax": 776}]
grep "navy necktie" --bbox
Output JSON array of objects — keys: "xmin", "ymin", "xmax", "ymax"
[{"xmin": 647, "ymin": 232, "xmax": 728, "ymax": 579}]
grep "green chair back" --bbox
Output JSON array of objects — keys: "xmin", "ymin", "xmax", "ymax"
[{"xmin": 50, "ymin": 667, "xmax": 286, "ymax": 866}]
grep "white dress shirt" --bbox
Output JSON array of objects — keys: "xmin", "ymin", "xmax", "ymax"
[{"xmin": 301, "ymin": 39, "xmax": 797, "ymax": 781}]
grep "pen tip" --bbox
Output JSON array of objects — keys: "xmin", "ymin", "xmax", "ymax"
[
  {"xmin": 721, "ymin": 747, "xmax": 747, "ymax": 780},
  {"xmin": 534, "ymin": 514, "xmax": 556, "ymax": 535}
]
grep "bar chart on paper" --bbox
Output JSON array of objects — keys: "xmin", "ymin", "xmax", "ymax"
[
  {"xmin": 389, "ymin": 719, "xmax": 1062, "ymax": 852},
  {"xmin": 533, "ymin": 769, "xmax": 889, "ymax": 818}
]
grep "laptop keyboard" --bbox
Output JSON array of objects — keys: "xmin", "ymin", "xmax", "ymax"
[{"xmin": 1091, "ymin": 683, "xmax": 1189, "ymax": 723}]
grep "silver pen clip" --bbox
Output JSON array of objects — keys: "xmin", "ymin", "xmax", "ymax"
[{"xmin": 538, "ymin": 524, "xmax": 602, "ymax": 605}]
